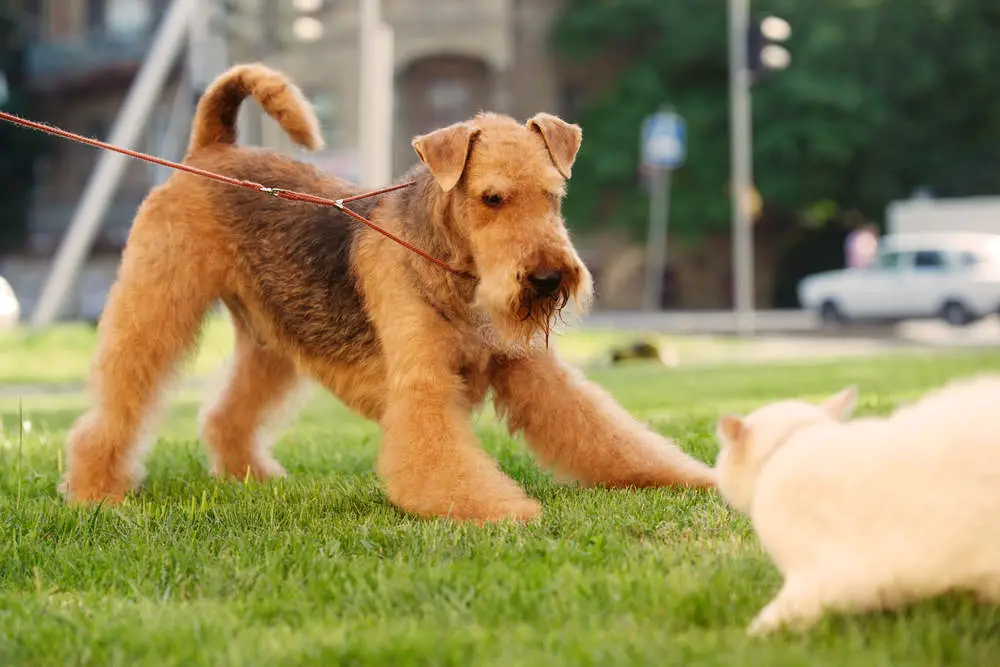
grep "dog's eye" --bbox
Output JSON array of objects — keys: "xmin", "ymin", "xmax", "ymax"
[{"xmin": 481, "ymin": 193, "xmax": 504, "ymax": 208}]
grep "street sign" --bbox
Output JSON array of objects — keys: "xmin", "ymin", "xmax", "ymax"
[
  {"xmin": 641, "ymin": 110, "xmax": 686, "ymax": 170},
  {"xmin": 640, "ymin": 109, "xmax": 684, "ymax": 311}
]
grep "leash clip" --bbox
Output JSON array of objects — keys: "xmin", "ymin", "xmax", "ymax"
[{"xmin": 258, "ymin": 186, "xmax": 283, "ymax": 198}]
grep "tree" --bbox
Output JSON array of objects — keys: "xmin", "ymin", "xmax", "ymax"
[
  {"xmin": 550, "ymin": 0, "xmax": 1000, "ymax": 242},
  {"xmin": 551, "ymin": 1, "xmax": 730, "ymax": 240}
]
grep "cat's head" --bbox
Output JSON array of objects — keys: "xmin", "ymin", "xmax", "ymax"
[{"xmin": 713, "ymin": 386, "xmax": 858, "ymax": 514}]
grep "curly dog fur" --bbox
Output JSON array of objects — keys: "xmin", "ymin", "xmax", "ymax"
[{"xmin": 60, "ymin": 63, "xmax": 715, "ymax": 522}]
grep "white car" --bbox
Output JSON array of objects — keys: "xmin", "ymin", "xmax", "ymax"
[{"xmin": 797, "ymin": 232, "xmax": 1000, "ymax": 326}]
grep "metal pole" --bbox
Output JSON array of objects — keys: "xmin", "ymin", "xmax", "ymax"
[
  {"xmin": 374, "ymin": 19, "xmax": 395, "ymax": 182},
  {"xmin": 358, "ymin": 0, "xmax": 393, "ymax": 187},
  {"xmin": 728, "ymin": 0, "xmax": 756, "ymax": 336},
  {"xmin": 642, "ymin": 167, "xmax": 672, "ymax": 311},
  {"xmin": 30, "ymin": 0, "xmax": 199, "ymax": 327}
]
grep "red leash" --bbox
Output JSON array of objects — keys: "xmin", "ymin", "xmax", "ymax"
[{"xmin": 0, "ymin": 109, "xmax": 472, "ymax": 279}]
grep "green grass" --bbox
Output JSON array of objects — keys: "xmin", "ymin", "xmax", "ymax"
[
  {"xmin": 1, "ymin": 329, "xmax": 999, "ymax": 666},
  {"xmin": 0, "ymin": 313, "xmax": 750, "ymax": 386},
  {"xmin": 0, "ymin": 316, "xmax": 237, "ymax": 386}
]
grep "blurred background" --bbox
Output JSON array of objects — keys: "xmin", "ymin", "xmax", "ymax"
[{"xmin": 2, "ymin": 0, "xmax": 1000, "ymax": 343}]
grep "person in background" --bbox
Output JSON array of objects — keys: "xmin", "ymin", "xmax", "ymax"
[{"xmin": 845, "ymin": 223, "xmax": 880, "ymax": 269}]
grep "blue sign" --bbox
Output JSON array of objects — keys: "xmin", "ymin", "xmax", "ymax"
[{"xmin": 641, "ymin": 110, "xmax": 686, "ymax": 169}]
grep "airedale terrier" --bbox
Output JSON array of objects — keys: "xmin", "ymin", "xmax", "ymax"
[{"xmin": 61, "ymin": 63, "xmax": 714, "ymax": 522}]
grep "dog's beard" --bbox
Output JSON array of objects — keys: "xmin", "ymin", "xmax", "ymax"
[
  {"xmin": 516, "ymin": 286, "xmax": 571, "ymax": 347},
  {"xmin": 473, "ymin": 262, "xmax": 593, "ymax": 355}
]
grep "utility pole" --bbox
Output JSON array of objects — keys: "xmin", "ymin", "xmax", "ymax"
[
  {"xmin": 642, "ymin": 167, "xmax": 671, "ymax": 311},
  {"xmin": 728, "ymin": 1, "xmax": 792, "ymax": 336},
  {"xmin": 358, "ymin": 0, "xmax": 394, "ymax": 187},
  {"xmin": 728, "ymin": 0, "xmax": 755, "ymax": 336}
]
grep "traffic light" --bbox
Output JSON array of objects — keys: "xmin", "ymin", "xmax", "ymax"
[{"xmin": 747, "ymin": 15, "xmax": 791, "ymax": 82}]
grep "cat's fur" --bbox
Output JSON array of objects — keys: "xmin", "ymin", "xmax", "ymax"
[{"xmin": 713, "ymin": 375, "xmax": 1000, "ymax": 636}]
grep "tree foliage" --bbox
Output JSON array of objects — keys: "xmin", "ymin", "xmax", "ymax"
[{"xmin": 551, "ymin": 0, "xmax": 1000, "ymax": 241}]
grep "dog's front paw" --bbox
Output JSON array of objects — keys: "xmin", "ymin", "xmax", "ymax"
[
  {"xmin": 59, "ymin": 474, "xmax": 130, "ymax": 505},
  {"xmin": 475, "ymin": 497, "xmax": 542, "ymax": 524},
  {"xmin": 212, "ymin": 456, "xmax": 286, "ymax": 482},
  {"xmin": 386, "ymin": 476, "xmax": 543, "ymax": 524},
  {"xmin": 252, "ymin": 457, "xmax": 287, "ymax": 480}
]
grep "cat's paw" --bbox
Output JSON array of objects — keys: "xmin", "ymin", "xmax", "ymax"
[
  {"xmin": 974, "ymin": 579, "xmax": 1000, "ymax": 605},
  {"xmin": 747, "ymin": 604, "xmax": 787, "ymax": 637},
  {"xmin": 748, "ymin": 595, "xmax": 825, "ymax": 637}
]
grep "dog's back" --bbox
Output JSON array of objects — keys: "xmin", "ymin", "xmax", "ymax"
[
  {"xmin": 142, "ymin": 64, "xmax": 382, "ymax": 364},
  {"xmin": 194, "ymin": 149, "xmax": 380, "ymax": 364}
]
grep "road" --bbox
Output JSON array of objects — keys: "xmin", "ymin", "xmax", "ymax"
[{"xmin": 581, "ymin": 309, "xmax": 1000, "ymax": 348}]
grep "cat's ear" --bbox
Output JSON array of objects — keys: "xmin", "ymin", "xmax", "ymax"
[
  {"xmin": 716, "ymin": 414, "xmax": 746, "ymax": 449},
  {"xmin": 821, "ymin": 385, "xmax": 858, "ymax": 421}
]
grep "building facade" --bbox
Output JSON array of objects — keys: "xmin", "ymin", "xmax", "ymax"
[
  {"xmin": 229, "ymin": 0, "xmax": 581, "ymax": 183},
  {"xmin": 7, "ymin": 0, "xmax": 591, "ymax": 318},
  {"xmin": 23, "ymin": 0, "xmax": 179, "ymax": 256}
]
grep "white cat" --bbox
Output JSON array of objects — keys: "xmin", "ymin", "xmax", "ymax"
[{"xmin": 713, "ymin": 375, "xmax": 1000, "ymax": 636}]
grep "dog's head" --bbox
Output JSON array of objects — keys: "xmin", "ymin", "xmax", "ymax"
[
  {"xmin": 411, "ymin": 111, "xmax": 593, "ymax": 349},
  {"xmin": 712, "ymin": 386, "xmax": 858, "ymax": 514}
]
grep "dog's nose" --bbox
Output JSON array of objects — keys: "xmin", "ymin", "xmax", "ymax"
[{"xmin": 528, "ymin": 269, "xmax": 564, "ymax": 297}]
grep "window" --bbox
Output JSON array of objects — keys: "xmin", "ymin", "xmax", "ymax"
[
  {"xmin": 913, "ymin": 250, "xmax": 945, "ymax": 270},
  {"xmin": 107, "ymin": 0, "xmax": 152, "ymax": 35},
  {"xmin": 957, "ymin": 251, "xmax": 982, "ymax": 268},
  {"xmin": 86, "ymin": 0, "xmax": 105, "ymax": 33},
  {"xmin": 429, "ymin": 80, "xmax": 468, "ymax": 110},
  {"xmin": 427, "ymin": 78, "xmax": 470, "ymax": 127},
  {"xmin": 874, "ymin": 250, "xmax": 904, "ymax": 270},
  {"xmin": 88, "ymin": 0, "xmax": 153, "ymax": 37}
]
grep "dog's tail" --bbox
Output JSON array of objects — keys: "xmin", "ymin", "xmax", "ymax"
[{"xmin": 186, "ymin": 63, "xmax": 324, "ymax": 154}]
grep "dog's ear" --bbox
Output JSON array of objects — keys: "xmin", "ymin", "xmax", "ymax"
[
  {"xmin": 411, "ymin": 122, "xmax": 480, "ymax": 192},
  {"xmin": 527, "ymin": 112, "xmax": 582, "ymax": 179},
  {"xmin": 821, "ymin": 385, "xmax": 858, "ymax": 422},
  {"xmin": 716, "ymin": 414, "xmax": 746, "ymax": 450}
]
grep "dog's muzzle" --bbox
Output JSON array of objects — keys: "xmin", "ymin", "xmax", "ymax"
[{"xmin": 527, "ymin": 269, "xmax": 564, "ymax": 298}]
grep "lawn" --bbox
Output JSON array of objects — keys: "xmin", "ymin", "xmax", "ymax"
[{"xmin": 1, "ymin": 322, "xmax": 999, "ymax": 666}]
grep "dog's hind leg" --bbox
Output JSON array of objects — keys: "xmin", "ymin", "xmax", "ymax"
[
  {"xmin": 61, "ymin": 204, "xmax": 219, "ymax": 504},
  {"xmin": 198, "ymin": 316, "xmax": 302, "ymax": 481},
  {"xmin": 491, "ymin": 349, "xmax": 716, "ymax": 490}
]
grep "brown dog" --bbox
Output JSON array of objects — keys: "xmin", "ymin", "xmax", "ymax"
[{"xmin": 61, "ymin": 63, "xmax": 714, "ymax": 522}]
